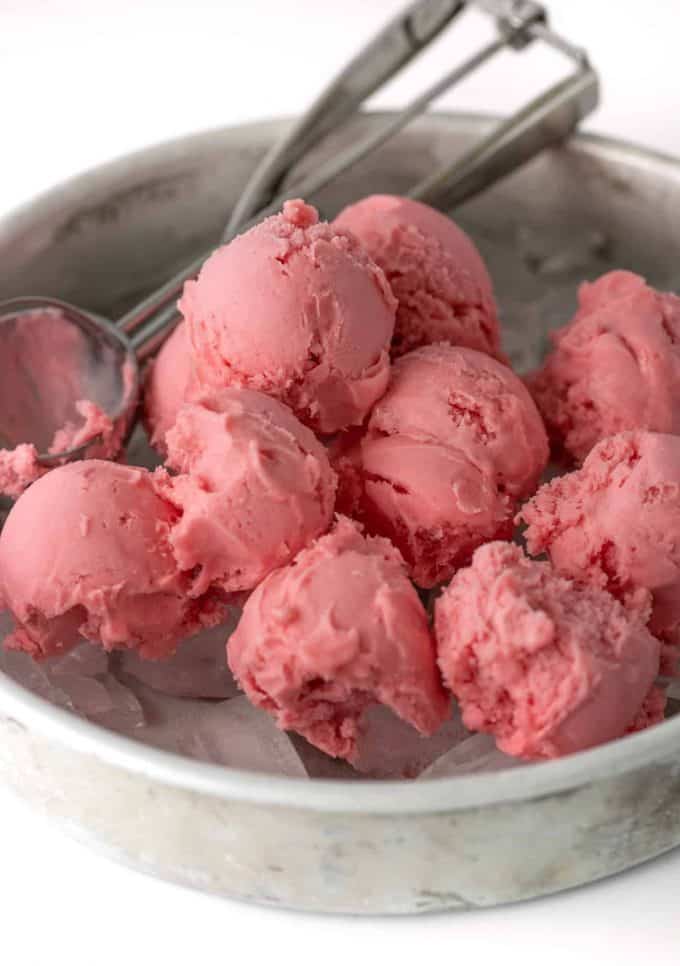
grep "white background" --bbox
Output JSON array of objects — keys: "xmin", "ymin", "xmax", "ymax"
[{"xmin": 2, "ymin": 2, "xmax": 680, "ymax": 964}]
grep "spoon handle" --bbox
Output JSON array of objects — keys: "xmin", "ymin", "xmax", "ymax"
[
  {"xmin": 116, "ymin": 203, "xmax": 266, "ymax": 359},
  {"xmin": 115, "ymin": 249, "xmax": 205, "ymax": 351},
  {"xmin": 126, "ymin": 301, "xmax": 182, "ymax": 360},
  {"xmin": 114, "ymin": 200, "xmax": 272, "ymax": 359}
]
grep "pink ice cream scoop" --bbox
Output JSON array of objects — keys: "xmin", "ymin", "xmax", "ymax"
[
  {"xmin": 157, "ymin": 389, "xmax": 337, "ymax": 596},
  {"xmin": 529, "ymin": 271, "xmax": 680, "ymax": 463},
  {"xmin": 143, "ymin": 321, "xmax": 198, "ymax": 454},
  {"xmin": 333, "ymin": 194, "xmax": 500, "ymax": 359},
  {"xmin": 522, "ymin": 430, "xmax": 680, "ymax": 658},
  {"xmin": 435, "ymin": 542, "xmax": 661, "ymax": 759},
  {"xmin": 181, "ymin": 199, "xmax": 396, "ymax": 434},
  {"xmin": 0, "ymin": 460, "xmax": 223, "ymax": 659},
  {"xmin": 228, "ymin": 516, "xmax": 449, "ymax": 761},
  {"xmin": 332, "ymin": 343, "xmax": 548, "ymax": 588}
]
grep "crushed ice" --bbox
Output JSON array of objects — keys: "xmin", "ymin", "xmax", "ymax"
[
  {"xmin": 418, "ymin": 733, "xmax": 521, "ymax": 778},
  {"xmin": 2, "ymin": 599, "xmax": 670, "ymax": 780},
  {"xmin": 119, "ymin": 613, "xmax": 241, "ymax": 699},
  {"xmin": 0, "ymin": 635, "xmax": 144, "ymax": 732},
  {"xmin": 112, "ymin": 683, "xmax": 307, "ymax": 778}
]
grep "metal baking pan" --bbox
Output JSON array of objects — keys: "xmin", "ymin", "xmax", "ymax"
[{"xmin": 1, "ymin": 113, "xmax": 680, "ymax": 915}]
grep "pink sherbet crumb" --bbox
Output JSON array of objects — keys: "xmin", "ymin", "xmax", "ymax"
[
  {"xmin": 49, "ymin": 399, "xmax": 116, "ymax": 456},
  {"xmin": 0, "ymin": 444, "xmax": 44, "ymax": 499},
  {"xmin": 435, "ymin": 542, "xmax": 661, "ymax": 760},
  {"xmin": 0, "ymin": 399, "xmax": 119, "ymax": 499},
  {"xmin": 182, "ymin": 199, "xmax": 396, "ymax": 434},
  {"xmin": 228, "ymin": 516, "xmax": 449, "ymax": 761},
  {"xmin": 528, "ymin": 271, "xmax": 680, "ymax": 463}
]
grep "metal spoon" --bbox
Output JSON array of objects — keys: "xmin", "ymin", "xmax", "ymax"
[
  {"xmin": 0, "ymin": 245, "xmax": 211, "ymax": 473},
  {"xmin": 0, "ymin": 0, "xmax": 596, "ymax": 485}
]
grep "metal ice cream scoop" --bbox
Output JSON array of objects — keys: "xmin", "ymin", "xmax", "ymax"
[
  {"xmin": 0, "ymin": 258, "xmax": 205, "ymax": 468},
  {"xmin": 0, "ymin": 0, "xmax": 597, "ymax": 482}
]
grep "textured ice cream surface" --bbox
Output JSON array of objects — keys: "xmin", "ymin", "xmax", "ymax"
[
  {"xmin": 333, "ymin": 195, "xmax": 500, "ymax": 359},
  {"xmin": 157, "ymin": 389, "xmax": 336, "ymax": 595},
  {"xmin": 333, "ymin": 344, "xmax": 548, "ymax": 587},
  {"xmin": 182, "ymin": 199, "xmax": 396, "ymax": 434},
  {"xmin": 522, "ymin": 431, "xmax": 680, "ymax": 667},
  {"xmin": 0, "ymin": 460, "xmax": 224, "ymax": 660},
  {"xmin": 435, "ymin": 542, "xmax": 661, "ymax": 759},
  {"xmin": 143, "ymin": 322, "xmax": 198, "ymax": 454},
  {"xmin": 228, "ymin": 516, "xmax": 449, "ymax": 761},
  {"xmin": 529, "ymin": 271, "xmax": 680, "ymax": 463},
  {"xmin": 0, "ymin": 444, "xmax": 45, "ymax": 499}
]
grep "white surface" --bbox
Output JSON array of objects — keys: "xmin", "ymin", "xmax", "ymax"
[{"xmin": 2, "ymin": 1, "xmax": 680, "ymax": 963}]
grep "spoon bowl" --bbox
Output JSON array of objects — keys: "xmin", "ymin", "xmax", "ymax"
[{"xmin": 0, "ymin": 297, "xmax": 139, "ymax": 464}]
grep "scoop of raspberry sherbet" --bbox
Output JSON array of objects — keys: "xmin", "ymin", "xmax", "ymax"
[
  {"xmin": 181, "ymin": 199, "xmax": 396, "ymax": 434},
  {"xmin": 332, "ymin": 344, "xmax": 548, "ymax": 587},
  {"xmin": 227, "ymin": 516, "xmax": 449, "ymax": 761},
  {"xmin": 522, "ymin": 431, "xmax": 680, "ymax": 668},
  {"xmin": 435, "ymin": 542, "xmax": 661, "ymax": 759},
  {"xmin": 334, "ymin": 194, "xmax": 500, "ymax": 359},
  {"xmin": 529, "ymin": 271, "xmax": 680, "ymax": 463},
  {"xmin": 0, "ymin": 460, "xmax": 222, "ymax": 659},
  {"xmin": 157, "ymin": 389, "xmax": 336, "ymax": 596}
]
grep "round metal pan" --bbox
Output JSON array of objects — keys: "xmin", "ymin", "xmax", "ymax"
[{"xmin": 1, "ymin": 113, "xmax": 680, "ymax": 914}]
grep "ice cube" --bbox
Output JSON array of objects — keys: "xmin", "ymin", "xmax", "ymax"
[
  {"xmin": 0, "ymin": 646, "xmax": 72, "ymax": 710},
  {"xmin": 0, "ymin": 637, "xmax": 144, "ymax": 729},
  {"xmin": 95, "ymin": 675, "xmax": 145, "ymax": 731},
  {"xmin": 50, "ymin": 641, "xmax": 109, "ymax": 677},
  {"xmin": 57, "ymin": 672, "xmax": 114, "ymax": 715},
  {"xmin": 290, "ymin": 734, "xmax": 362, "ymax": 780},
  {"xmin": 117, "ymin": 682, "xmax": 307, "ymax": 778},
  {"xmin": 418, "ymin": 733, "xmax": 521, "ymax": 778},
  {"xmin": 107, "ymin": 682, "xmax": 210, "ymax": 753},
  {"xmin": 199, "ymin": 696, "xmax": 307, "ymax": 777},
  {"xmin": 290, "ymin": 702, "xmax": 470, "ymax": 780},
  {"xmin": 353, "ymin": 702, "xmax": 470, "ymax": 779},
  {"xmin": 118, "ymin": 613, "xmax": 241, "ymax": 699}
]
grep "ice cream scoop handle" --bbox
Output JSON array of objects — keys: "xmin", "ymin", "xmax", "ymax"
[
  {"xmin": 224, "ymin": 0, "xmax": 466, "ymax": 236},
  {"xmin": 411, "ymin": 64, "xmax": 599, "ymax": 210}
]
